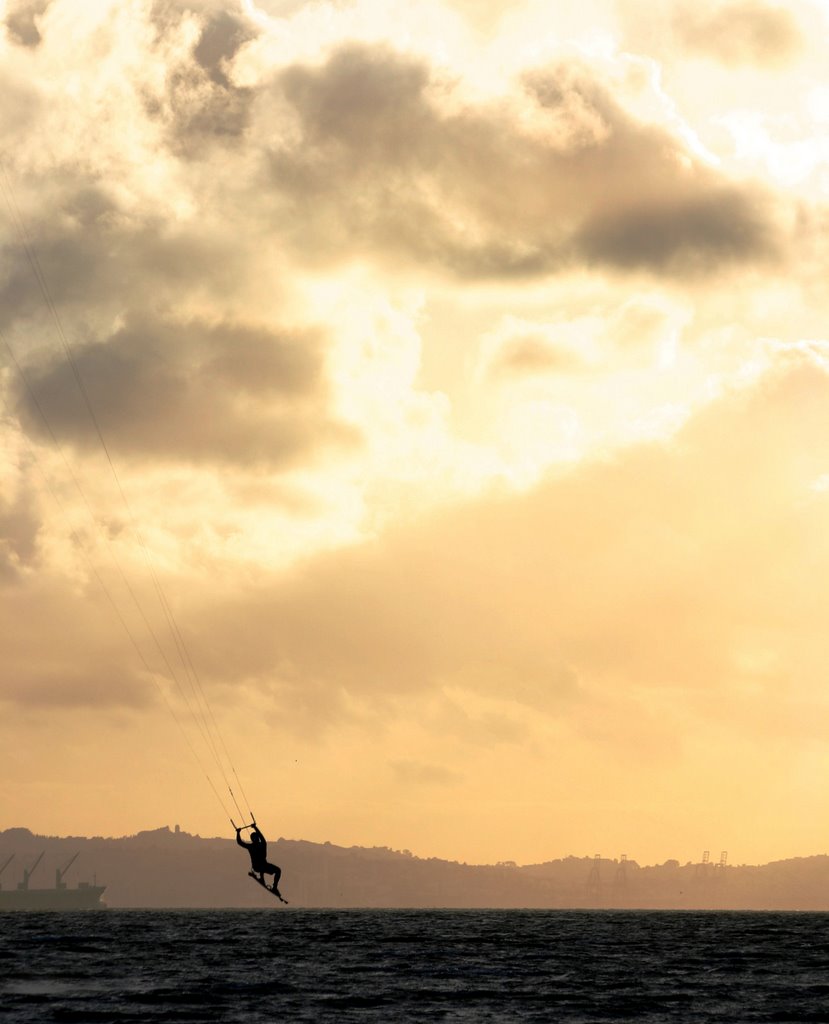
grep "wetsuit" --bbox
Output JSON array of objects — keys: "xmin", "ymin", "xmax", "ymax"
[{"xmin": 236, "ymin": 827, "xmax": 285, "ymax": 899}]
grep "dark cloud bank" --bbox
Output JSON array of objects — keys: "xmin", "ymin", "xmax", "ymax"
[
  {"xmin": 3, "ymin": 6, "xmax": 791, "ymax": 294},
  {"xmin": 12, "ymin": 314, "xmax": 356, "ymax": 467},
  {"xmin": 262, "ymin": 43, "xmax": 782, "ymax": 278},
  {"xmin": 0, "ymin": 21, "xmax": 792, "ymax": 471}
]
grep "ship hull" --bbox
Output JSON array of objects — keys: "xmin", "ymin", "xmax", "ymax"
[{"xmin": 0, "ymin": 886, "xmax": 106, "ymax": 911}]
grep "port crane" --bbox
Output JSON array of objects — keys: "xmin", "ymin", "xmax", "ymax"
[
  {"xmin": 56, "ymin": 852, "xmax": 79, "ymax": 889},
  {"xmin": 18, "ymin": 851, "xmax": 44, "ymax": 890}
]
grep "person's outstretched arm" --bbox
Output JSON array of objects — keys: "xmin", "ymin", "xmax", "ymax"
[{"xmin": 236, "ymin": 828, "xmax": 251, "ymax": 849}]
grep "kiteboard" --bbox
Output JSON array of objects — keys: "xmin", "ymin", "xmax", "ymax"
[{"xmin": 249, "ymin": 871, "xmax": 289, "ymax": 904}]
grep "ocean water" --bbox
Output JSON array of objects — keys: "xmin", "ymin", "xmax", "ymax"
[{"xmin": 2, "ymin": 909, "xmax": 828, "ymax": 1023}]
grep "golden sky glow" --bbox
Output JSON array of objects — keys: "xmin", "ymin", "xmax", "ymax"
[{"xmin": 2, "ymin": 0, "xmax": 829, "ymax": 867}]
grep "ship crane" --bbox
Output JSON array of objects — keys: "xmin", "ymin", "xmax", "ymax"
[
  {"xmin": 18, "ymin": 851, "xmax": 44, "ymax": 891},
  {"xmin": 0, "ymin": 853, "xmax": 14, "ymax": 890},
  {"xmin": 55, "ymin": 852, "xmax": 79, "ymax": 890}
]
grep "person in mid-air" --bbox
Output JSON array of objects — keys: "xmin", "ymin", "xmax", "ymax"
[{"xmin": 236, "ymin": 822, "xmax": 288, "ymax": 903}]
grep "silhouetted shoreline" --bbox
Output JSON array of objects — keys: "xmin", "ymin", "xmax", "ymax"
[{"xmin": 2, "ymin": 827, "xmax": 829, "ymax": 910}]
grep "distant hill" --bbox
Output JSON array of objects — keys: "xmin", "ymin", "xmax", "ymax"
[{"xmin": 2, "ymin": 827, "xmax": 829, "ymax": 909}]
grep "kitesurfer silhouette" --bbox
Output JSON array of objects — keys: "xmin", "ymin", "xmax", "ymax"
[{"xmin": 236, "ymin": 821, "xmax": 288, "ymax": 903}]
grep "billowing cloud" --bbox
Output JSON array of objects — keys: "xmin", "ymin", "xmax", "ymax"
[
  {"xmin": 258, "ymin": 44, "xmax": 783, "ymax": 278},
  {"xmin": 187, "ymin": 358, "xmax": 829, "ymax": 750},
  {"xmin": 12, "ymin": 313, "xmax": 356, "ymax": 467},
  {"xmin": 0, "ymin": 185, "xmax": 238, "ymax": 332},
  {"xmin": 23, "ymin": 335, "xmax": 828, "ymax": 739},
  {"xmin": 146, "ymin": 0, "xmax": 258, "ymax": 152}
]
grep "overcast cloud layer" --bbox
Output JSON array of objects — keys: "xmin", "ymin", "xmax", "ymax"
[{"xmin": 2, "ymin": 0, "xmax": 829, "ymax": 865}]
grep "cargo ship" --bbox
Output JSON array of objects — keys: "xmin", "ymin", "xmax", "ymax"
[{"xmin": 0, "ymin": 851, "xmax": 106, "ymax": 911}]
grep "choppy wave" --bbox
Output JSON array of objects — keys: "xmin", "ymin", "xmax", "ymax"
[{"xmin": 2, "ymin": 908, "xmax": 829, "ymax": 1022}]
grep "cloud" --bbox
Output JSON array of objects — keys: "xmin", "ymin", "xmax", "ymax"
[
  {"xmin": 12, "ymin": 313, "xmax": 358, "ymax": 467},
  {"xmin": 0, "ymin": 578, "xmax": 155, "ymax": 711},
  {"xmin": 0, "ymin": 184, "xmax": 238, "ymax": 332},
  {"xmin": 145, "ymin": 0, "xmax": 259, "ymax": 152},
  {"xmin": 4, "ymin": 0, "xmax": 51, "ymax": 48},
  {"xmin": 674, "ymin": 1, "xmax": 803, "ymax": 66},
  {"xmin": 0, "ymin": 477, "xmax": 40, "ymax": 580},
  {"xmin": 7, "ymin": 356, "xmax": 828, "ymax": 864},
  {"xmin": 259, "ymin": 43, "xmax": 784, "ymax": 279},
  {"xmin": 1, "ymin": 666, "xmax": 150, "ymax": 709},
  {"xmin": 575, "ymin": 186, "xmax": 777, "ymax": 274},
  {"xmin": 488, "ymin": 334, "xmax": 583, "ymax": 378},
  {"xmin": 183, "ymin": 357, "xmax": 829, "ymax": 749},
  {"xmin": 476, "ymin": 295, "xmax": 688, "ymax": 395},
  {"xmin": 0, "ymin": 16, "xmax": 793, "ymax": 379}
]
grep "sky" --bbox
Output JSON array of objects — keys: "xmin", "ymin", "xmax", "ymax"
[{"xmin": 2, "ymin": 0, "xmax": 829, "ymax": 868}]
